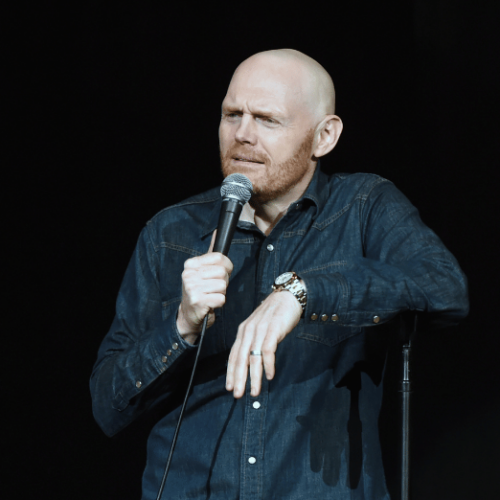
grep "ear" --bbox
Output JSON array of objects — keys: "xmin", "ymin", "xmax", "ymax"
[{"xmin": 312, "ymin": 115, "xmax": 343, "ymax": 158}]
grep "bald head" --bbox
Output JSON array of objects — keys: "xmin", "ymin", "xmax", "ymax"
[
  {"xmin": 219, "ymin": 49, "xmax": 342, "ymax": 209},
  {"xmin": 230, "ymin": 49, "xmax": 336, "ymax": 123}
]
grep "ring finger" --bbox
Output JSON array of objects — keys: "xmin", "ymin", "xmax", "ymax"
[{"xmin": 249, "ymin": 348, "xmax": 264, "ymax": 397}]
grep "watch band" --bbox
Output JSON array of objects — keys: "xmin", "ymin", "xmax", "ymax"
[{"xmin": 272, "ymin": 271, "xmax": 307, "ymax": 311}]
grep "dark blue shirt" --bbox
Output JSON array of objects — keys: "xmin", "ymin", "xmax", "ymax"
[{"xmin": 90, "ymin": 168, "xmax": 468, "ymax": 499}]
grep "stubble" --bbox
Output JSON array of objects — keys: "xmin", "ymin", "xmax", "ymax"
[{"xmin": 220, "ymin": 127, "xmax": 316, "ymax": 205}]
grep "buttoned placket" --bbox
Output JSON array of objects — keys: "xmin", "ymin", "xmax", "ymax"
[
  {"xmin": 239, "ymin": 206, "xmax": 303, "ymax": 500},
  {"xmin": 239, "ymin": 230, "xmax": 277, "ymax": 500}
]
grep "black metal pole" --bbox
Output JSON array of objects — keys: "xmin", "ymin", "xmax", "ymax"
[
  {"xmin": 401, "ymin": 340, "xmax": 411, "ymax": 500},
  {"xmin": 399, "ymin": 312, "xmax": 417, "ymax": 500}
]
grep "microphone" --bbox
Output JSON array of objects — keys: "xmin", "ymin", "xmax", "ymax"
[
  {"xmin": 155, "ymin": 173, "xmax": 253, "ymax": 500},
  {"xmin": 213, "ymin": 174, "xmax": 253, "ymax": 255}
]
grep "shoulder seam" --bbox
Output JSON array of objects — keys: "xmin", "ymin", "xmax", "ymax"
[{"xmin": 147, "ymin": 195, "xmax": 220, "ymax": 225}]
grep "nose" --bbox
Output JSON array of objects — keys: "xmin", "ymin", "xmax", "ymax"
[{"xmin": 235, "ymin": 114, "xmax": 257, "ymax": 145}]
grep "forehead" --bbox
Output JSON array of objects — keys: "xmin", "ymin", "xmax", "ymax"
[{"xmin": 223, "ymin": 62, "xmax": 309, "ymax": 115}]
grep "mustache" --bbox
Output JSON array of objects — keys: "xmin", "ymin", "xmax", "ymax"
[{"xmin": 223, "ymin": 147, "xmax": 268, "ymax": 164}]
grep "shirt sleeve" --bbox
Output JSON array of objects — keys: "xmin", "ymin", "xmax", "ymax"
[
  {"xmin": 90, "ymin": 224, "xmax": 197, "ymax": 437},
  {"xmin": 302, "ymin": 179, "xmax": 469, "ymax": 328}
]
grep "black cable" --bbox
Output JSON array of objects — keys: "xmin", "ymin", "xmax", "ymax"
[
  {"xmin": 155, "ymin": 314, "xmax": 210, "ymax": 500},
  {"xmin": 155, "ymin": 174, "xmax": 252, "ymax": 499}
]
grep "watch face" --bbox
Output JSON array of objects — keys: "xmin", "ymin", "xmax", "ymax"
[{"xmin": 275, "ymin": 272, "xmax": 294, "ymax": 286}]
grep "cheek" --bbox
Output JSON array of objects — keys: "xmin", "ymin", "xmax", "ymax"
[
  {"xmin": 266, "ymin": 135, "xmax": 296, "ymax": 163},
  {"xmin": 218, "ymin": 123, "xmax": 232, "ymax": 149}
]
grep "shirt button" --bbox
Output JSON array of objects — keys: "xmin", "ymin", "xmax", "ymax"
[
  {"xmin": 310, "ymin": 313, "xmax": 318, "ymax": 321},
  {"xmin": 135, "ymin": 381, "xmax": 142, "ymax": 389},
  {"xmin": 331, "ymin": 314, "xmax": 339, "ymax": 322},
  {"xmin": 172, "ymin": 342, "xmax": 179, "ymax": 350},
  {"xmin": 253, "ymin": 401, "xmax": 261, "ymax": 409},
  {"xmin": 266, "ymin": 244, "xmax": 274, "ymax": 252},
  {"xmin": 373, "ymin": 315, "xmax": 381, "ymax": 324},
  {"xmin": 321, "ymin": 314, "xmax": 328, "ymax": 322},
  {"xmin": 248, "ymin": 457, "xmax": 257, "ymax": 464},
  {"xmin": 167, "ymin": 349, "xmax": 172, "ymax": 356},
  {"xmin": 161, "ymin": 356, "xmax": 168, "ymax": 363}
]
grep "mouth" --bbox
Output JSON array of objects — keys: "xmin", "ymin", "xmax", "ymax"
[{"xmin": 232, "ymin": 156, "xmax": 264, "ymax": 164}]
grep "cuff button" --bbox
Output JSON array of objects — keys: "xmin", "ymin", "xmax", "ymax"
[
  {"xmin": 321, "ymin": 314, "xmax": 328, "ymax": 322},
  {"xmin": 136, "ymin": 381, "xmax": 142, "ymax": 389},
  {"xmin": 373, "ymin": 315, "xmax": 381, "ymax": 324},
  {"xmin": 172, "ymin": 342, "xmax": 179, "ymax": 350},
  {"xmin": 310, "ymin": 313, "xmax": 318, "ymax": 321},
  {"xmin": 167, "ymin": 349, "xmax": 172, "ymax": 356},
  {"xmin": 331, "ymin": 314, "xmax": 339, "ymax": 322},
  {"xmin": 161, "ymin": 355, "xmax": 168, "ymax": 363}
]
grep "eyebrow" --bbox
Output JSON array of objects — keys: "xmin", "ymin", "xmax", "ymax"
[{"xmin": 221, "ymin": 104, "xmax": 283, "ymax": 118}]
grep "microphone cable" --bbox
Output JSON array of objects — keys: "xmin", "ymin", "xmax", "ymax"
[
  {"xmin": 155, "ymin": 173, "xmax": 253, "ymax": 499},
  {"xmin": 155, "ymin": 313, "xmax": 209, "ymax": 500}
]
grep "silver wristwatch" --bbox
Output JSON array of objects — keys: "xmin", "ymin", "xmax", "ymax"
[{"xmin": 272, "ymin": 271, "xmax": 307, "ymax": 311}]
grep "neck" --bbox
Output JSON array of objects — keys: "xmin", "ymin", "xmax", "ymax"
[{"xmin": 241, "ymin": 166, "xmax": 316, "ymax": 236}]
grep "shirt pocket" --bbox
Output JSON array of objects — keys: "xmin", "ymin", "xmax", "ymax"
[{"xmin": 296, "ymin": 324, "xmax": 362, "ymax": 347}]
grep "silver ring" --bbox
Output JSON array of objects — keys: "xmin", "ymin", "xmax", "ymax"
[{"xmin": 250, "ymin": 350, "xmax": 262, "ymax": 356}]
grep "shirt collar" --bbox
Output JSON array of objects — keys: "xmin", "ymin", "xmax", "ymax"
[
  {"xmin": 298, "ymin": 161, "xmax": 329, "ymax": 218},
  {"xmin": 201, "ymin": 162, "xmax": 330, "ymax": 239}
]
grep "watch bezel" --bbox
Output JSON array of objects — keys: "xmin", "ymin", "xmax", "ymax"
[{"xmin": 275, "ymin": 271, "xmax": 294, "ymax": 286}]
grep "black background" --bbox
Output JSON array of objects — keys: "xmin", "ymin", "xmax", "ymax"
[{"xmin": 9, "ymin": 1, "xmax": 499, "ymax": 498}]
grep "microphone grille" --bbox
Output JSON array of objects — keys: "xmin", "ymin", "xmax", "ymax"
[{"xmin": 220, "ymin": 174, "xmax": 253, "ymax": 204}]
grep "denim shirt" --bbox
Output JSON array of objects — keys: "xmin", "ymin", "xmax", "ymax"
[{"xmin": 90, "ymin": 168, "xmax": 468, "ymax": 500}]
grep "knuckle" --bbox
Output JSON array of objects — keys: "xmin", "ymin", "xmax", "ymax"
[
  {"xmin": 262, "ymin": 347, "xmax": 274, "ymax": 357},
  {"xmin": 190, "ymin": 295, "xmax": 202, "ymax": 307},
  {"xmin": 236, "ymin": 322, "xmax": 246, "ymax": 337},
  {"xmin": 237, "ymin": 352, "xmax": 249, "ymax": 365},
  {"xmin": 211, "ymin": 253, "xmax": 223, "ymax": 264},
  {"xmin": 184, "ymin": 257, "xmax": 197, "ymax": 269},
  {"xmin": 241, "ymin": 326, "xmax": 255, "ymax": 341}
]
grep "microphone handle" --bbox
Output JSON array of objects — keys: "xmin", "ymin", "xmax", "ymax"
[{"xmin": 213, "ymin": 198, "xmax": 243, "ymax": 256}]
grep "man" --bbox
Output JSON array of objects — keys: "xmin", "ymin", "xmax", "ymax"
[{"xmin": 91, "ymin": 49, "xmax": 468, "ymax": 499}]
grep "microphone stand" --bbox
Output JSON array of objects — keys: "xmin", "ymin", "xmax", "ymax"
[{"xmin": 399, "ymin": 312, "xmax": 418, "ymax": 500}]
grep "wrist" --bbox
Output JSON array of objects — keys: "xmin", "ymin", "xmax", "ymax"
[
  {"xmin": 272, "ymin": 272, "xmax": 307, "ymax": 314},
  {"xmin": 176, "ymin": 304, "xmax": 201, "ymax": 337},
  {"xmin": 276, "ymin": 287, "xmax": 304, "ymax": 317}
]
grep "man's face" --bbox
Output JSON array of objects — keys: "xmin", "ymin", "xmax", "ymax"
[{"xmin": 219, "ymin": 59, "xmax": 317, "ymax": 204}]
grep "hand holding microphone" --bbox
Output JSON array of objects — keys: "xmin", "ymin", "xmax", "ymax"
[
  {"xmin": 176, "ymin": 174, "xmax": 253, "ymax": 343},
  {"xmin": 176, "ymin": 172, "xmax": 302, "ymax": 400}
]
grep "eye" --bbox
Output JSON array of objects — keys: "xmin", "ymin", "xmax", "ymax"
[
  {"xmin": 257, "ymin": 116, "xmax": 278, "ymax": 126},
  {"xmin": 223, "ymin": 111, "xmax": 241, "ymax": 120}
]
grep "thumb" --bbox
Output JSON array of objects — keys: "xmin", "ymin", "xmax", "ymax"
[
  {"xmin": 208, "ymin": 229, "xmax": 217, "ymax": 253},
  {"xmin": 206, "ymin": 310, "xmax": 216, "ymax": 329}
]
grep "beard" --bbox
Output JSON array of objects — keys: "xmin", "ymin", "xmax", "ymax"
[{"xmin": 220, "ymin": 127, "xmax": 316, "ymax": 205}]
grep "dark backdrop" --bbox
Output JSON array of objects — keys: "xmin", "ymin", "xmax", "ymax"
[{"xmin": 9, "ymin": 1, "xmax": 499, "ymax": 498}]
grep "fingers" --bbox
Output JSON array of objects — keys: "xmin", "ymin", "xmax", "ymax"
[
  {"xmin": 183, "ymin": 266, "xmax": 230, "ymax": 287},
  {"xmin": 262, "ymin": 337, "xmax": 277, "ymax": 382},
  {"xmin": 226, "ymin": 291, "xmax": 302, "ymax": 399},
  {"xmin": 249, "ymin": 352, "xmax": 263, "ymax": 397},
  {"xmin": 227, "ymin": 322, "xmax": 275, "ymax": 398},
  {"xmin": 177, "ymin": 234, "xmax": 234, "ymax": 335},
  {"xmin": 184, "ymin": 252, "xmax": 234, "ymax": 281}
]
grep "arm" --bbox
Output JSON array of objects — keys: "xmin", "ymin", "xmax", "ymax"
[
  {"xmin": 90, "ymin": 225, "xmax": 197, "ymax": 436},
  {"xmin": 302, "ymin": 179, "xmax": 469, "ymax": 328},
  {"xmin": 226, "ymin": 178, "xmax": 469, "ymax": 397},
  {"xmin": 90, "ymin": 225, "xmax": 232, "ymax": 437}
]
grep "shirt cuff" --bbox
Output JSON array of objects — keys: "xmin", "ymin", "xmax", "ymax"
[{"xmin": 301, "ymin": 272, "xmax": 346, "ymax": 325}]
